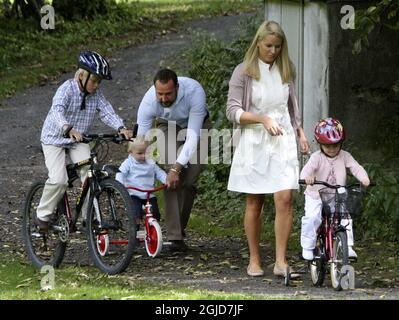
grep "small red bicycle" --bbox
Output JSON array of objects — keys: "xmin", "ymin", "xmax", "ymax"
[
  {"xmin": 125, "ymin": 184, "xmax": 166, "ymax": 258},
  {"xmin": 285, "ymin": 179, "xmax": 374, "ymax": 290}
]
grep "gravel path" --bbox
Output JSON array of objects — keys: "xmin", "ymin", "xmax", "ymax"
[{"xmin": 1, "ymin": 12, "xmax": 398, "ymax": 300}]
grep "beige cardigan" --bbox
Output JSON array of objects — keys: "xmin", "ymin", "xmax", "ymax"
[{"xmin": 226, "ymin": 62, "xmax": 302, "ymax": 137}]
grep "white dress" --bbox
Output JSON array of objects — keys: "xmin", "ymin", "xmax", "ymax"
[{"xmin": 227, "ymin": 60, "xmax": 299, "ymax": 194}]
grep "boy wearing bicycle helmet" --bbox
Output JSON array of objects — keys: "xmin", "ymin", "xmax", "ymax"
[
  {"xmin": 116, "ymin": 138, "xmax": 167, "ymax": 222},
  {"xmin": 300, "ymin": 118, "xmax": 370, "ymax": 261},
  {"xmin": 35, "ymin": 50, "xmax": 133, "ymax": 231}
]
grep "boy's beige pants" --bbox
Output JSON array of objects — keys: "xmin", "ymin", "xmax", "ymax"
[{"xmin": 36, "ymin": 143, "xmax": 90, "ymax": 221}]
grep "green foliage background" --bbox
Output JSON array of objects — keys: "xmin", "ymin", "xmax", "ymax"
[{"xmin": 182, "ymin": 14, "xmax": 399, "ymax": 242}]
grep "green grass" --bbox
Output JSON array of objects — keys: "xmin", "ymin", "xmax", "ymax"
[
  {"xmin": 0, "ymin": 253, "xmax": 264, "ymax": 300},
  {"xmin": 0, "ymin": 0, "xmax": 262, "ymax": 100}
]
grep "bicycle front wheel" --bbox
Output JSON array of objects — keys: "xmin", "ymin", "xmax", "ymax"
[
  {"xmin": 330, "ymin": 231, "xmax": 349, "ymax": 290},
  {"xmin": 144, "ymin": 218, "xmax": 163, "ymax": 258},
  {"xmin": 22, "ymin": 181, "xmax": 67, "ymax": 269},
  {"xmin": 86, "ymin": 178, "xmax": 136, "ymax": 274},
  {"xmin": 310, "ymin": 235, "xmax": 326, "ymax": 287}
]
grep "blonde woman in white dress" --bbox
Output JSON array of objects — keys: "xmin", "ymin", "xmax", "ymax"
[{"xmin": 226, "ymin": 21, "xmax": 310, "ymax": 277}]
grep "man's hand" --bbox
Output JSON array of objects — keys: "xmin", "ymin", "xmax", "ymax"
[
  {"xmin": 166, "ymin": 170, "xmax": 180, "ymax": 189},
  {"xmin": 166, "ymin": 163, "xmax": 183, "ymax": 189}
]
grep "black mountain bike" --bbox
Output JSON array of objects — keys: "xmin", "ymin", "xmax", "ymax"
[{"xmin": 22, "ymin": 133, "xmax": 136, "ymax": 275}]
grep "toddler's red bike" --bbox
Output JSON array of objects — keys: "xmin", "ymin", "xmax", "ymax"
[{"xmin": 125, "ymin": 185, "xmax": 166, "ymax": 258}]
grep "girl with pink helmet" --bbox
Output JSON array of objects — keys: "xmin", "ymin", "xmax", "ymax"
[{"xmin": 300, "ymin": 118, "xmax": 370, "ymax": 261}]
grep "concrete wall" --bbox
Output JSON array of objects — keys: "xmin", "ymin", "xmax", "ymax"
[
  {"xmin": 303, "ymin": 1, "xmax": 329, "ymax": 151},
  {"xmin": 265, "ymin": 0, "xmax": 329, "ymax": 152}
]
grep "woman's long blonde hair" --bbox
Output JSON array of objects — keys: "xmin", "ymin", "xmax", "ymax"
[{"xmin": 244, "ymin": 21, "xmax": 295, "ymax": 83}]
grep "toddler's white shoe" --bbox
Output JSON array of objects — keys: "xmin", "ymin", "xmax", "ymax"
[
  {"xmin": 348, "ymin": 246, "xmax": 358, "ymax": 260},
  {"xmin": 302, "ymin": 248, "xmax": 314, "ymax": 261}
]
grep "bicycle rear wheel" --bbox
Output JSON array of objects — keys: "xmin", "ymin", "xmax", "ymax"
[
  {"xmin": 144, "ymin": 218, "xmax": 163, "ymax": 258},
  {"xmin": 330, "ymin": 231, "xmax": 349, "ymax": 290},
  {"xmin": 22, "ymin": 181, "xmax": 67, "ymax": 269},
  {"xmin": 310, "ymin": 235, "xmax": 327, "ymax": 287},
  {"xmin": 86, "ymin": 178, "xmax": 136, "ymax": 274}
]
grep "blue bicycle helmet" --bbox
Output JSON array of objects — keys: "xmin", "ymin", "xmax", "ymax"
[{"xmin": 78, "ymin": 50, "xmax": 112, "ymax": 80}]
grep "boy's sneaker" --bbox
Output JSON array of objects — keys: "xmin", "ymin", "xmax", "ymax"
[
  {"xmin": 34, "ymin": 217, "xmax": 50, "ymax": 233},
  {"xmin": 302, "ymin": 248, "xmax": 314, "ymax": 261},
  {"xmin": 348, "ymin": 246, "xmax": 358, "ymax": 260}
]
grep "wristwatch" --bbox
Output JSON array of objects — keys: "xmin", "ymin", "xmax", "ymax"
[{"xmin": 169, "ymin": 164, "xmax": 182, "ymax": 175}]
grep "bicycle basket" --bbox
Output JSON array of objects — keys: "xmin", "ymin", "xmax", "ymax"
[
  {"xmin": 319, "ymin": 186, "xmax": 364, "ymax": 218},
  {"xmin": 319, "ymin": 187, "xmax": 336, "ymax": 217},
  {"xmin": 340, "ymin": 186, "xmax": 364, "ymax": 217}
]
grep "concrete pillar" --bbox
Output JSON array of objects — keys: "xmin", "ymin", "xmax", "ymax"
[{"xmin": 265, "ymin": 0, "xmax": 329, "ymax": 153}]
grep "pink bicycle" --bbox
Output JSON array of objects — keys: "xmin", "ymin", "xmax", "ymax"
[{"xmin": 125, "ymin": 184, "xmax": 166, "ymax": 258}]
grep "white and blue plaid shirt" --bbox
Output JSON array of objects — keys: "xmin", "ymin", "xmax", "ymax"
[{"xmin": 41, "ymin": 79, "xmax": 125, "ymax": 146}]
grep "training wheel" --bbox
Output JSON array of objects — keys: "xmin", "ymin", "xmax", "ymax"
[{"xmin": 97, "ymin": 233, "xmax": 109, "ymax": 256}]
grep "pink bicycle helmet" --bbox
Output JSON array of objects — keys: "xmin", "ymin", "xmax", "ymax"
[{"xmin": 314, "ymin": 117, "xmax": 345, "ymax": 144}]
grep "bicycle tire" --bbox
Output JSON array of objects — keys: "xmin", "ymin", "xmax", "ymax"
[
  {"xmin": 22, "ymin": 181, "xmax": 67, "ymax": 269},
  {"xmin": 144, "ymin": 218, "xmax": 163, "ymax": 258},
  {"xmin": 310, "ymin": 235, "xmax": 327, "ymax": 287},
  {"xmin": 86, "ymin": 178, "xmax": 136, "ymax": 274},
  {"xmin": 330, "ymin": 231, "xmax": 349, "ymax": 291}
]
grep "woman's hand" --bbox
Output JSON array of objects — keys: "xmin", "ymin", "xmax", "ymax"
[
  {"xmin": 298, "ymin": 128, "xmax": 310, "ymax": 154},
  {"xmin": 262, "ymin": 115, "xmax": 283, "ymax": 136}
]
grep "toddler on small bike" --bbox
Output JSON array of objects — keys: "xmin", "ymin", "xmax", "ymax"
[
  {"xmin": 300, "ymin": 118, "xmax": 370, "ymax": 261},
  {"xmin": 116, "ymin": 138, "xmax": 169, "ymax": 257}
]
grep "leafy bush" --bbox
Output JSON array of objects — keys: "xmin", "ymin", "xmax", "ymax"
[
  {"xmin": 52, "ymin": 0, "xmax": 112, "ymax": 21},
  {"xmin": 357, "ymin": 163, "xmax": 399, "ymax": 241},
  {"xmin": 185, "ymin": 15, "xmax": 261, "ymax": 130}
]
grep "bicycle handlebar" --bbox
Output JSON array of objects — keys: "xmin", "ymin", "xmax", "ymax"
[
  {"xmin": 126, "ymin": 184, "xmax": 167, "ymax": 194},
  {"xmin": 82, "ymin": 133, "xmax": 130, "ymax": 144},
  {"xmin": 298, "ymin": 179, "xmax": 376, "ymax": 189}
]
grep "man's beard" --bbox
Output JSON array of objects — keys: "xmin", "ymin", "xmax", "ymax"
[{"xmin": 160, "ymin": 101, "xmax": 173, "ymax": 107}]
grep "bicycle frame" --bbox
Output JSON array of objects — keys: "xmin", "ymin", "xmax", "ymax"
[
  {"xmin": 319, "ymin": 208, "xmax": 346, "ymax": 263},
  {"xmin": 62, "ymin": 134, "xmax": 126, "ymax": 232}
]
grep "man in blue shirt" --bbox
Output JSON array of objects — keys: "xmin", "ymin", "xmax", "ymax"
[{"xmin": 137, "ymin": 68, "xmax": 211, "ymax": 251}]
